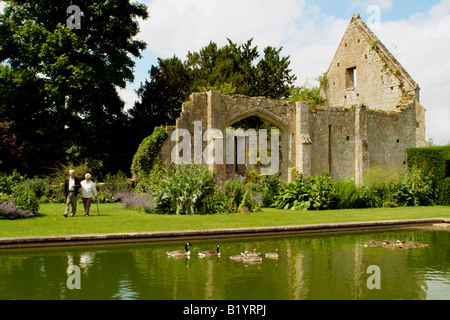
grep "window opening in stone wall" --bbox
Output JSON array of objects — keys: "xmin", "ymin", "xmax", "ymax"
[{"xmin": 346, "ymin": 67, "xmax": 357, "ymax": 89}]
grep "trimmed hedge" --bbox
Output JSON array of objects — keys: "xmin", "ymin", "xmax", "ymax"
[
  {"xmin": 407, "ymin": 146, "xmax": 450, "ymax": 183},
  {"xmin": 437, "ymin": 178, "xmax": 450, "ymax": 206},
  {"xmin": 131, "ymin": 126, "xmax": 168, "ymax": 178},
  {"xmin": 407, "ymin": 145, "xmax": 450, "ymax": 206}
]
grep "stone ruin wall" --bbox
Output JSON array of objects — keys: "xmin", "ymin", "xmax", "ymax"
[
  {"xmin": 157, "ymin": 91, "xmax": 423, "ymax": 184},
  {"xmin": 156, "ymin": 14, "xmax": 427, "ymax": 184}
]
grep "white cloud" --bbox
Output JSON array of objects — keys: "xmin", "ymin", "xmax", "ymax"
[
  {"xmin": 140, "ymin": 0, "xmax": 306, "ymax": 58},
  {"xmin": 137, "ymin": 0, "xmax": 347, "ymax": 86},
  {"xmin": 117, "ymin": 87, "xmax": 138, "ymax": 112},
  {"xmin": 373, "ymin": 4, "xmax": 450, "ymax": 145},
  {"xmin": 351, "ymin": 0, "xmax": 393, "ymax": 11},
  {"xmin": 123, "ymin": 0, "xmax": 449, "ymax": 145}
]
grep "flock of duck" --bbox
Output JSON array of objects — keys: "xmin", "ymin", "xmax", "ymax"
[{"xmin": 166, "ymin": 242, "xmax": 279, "ymax": 262}]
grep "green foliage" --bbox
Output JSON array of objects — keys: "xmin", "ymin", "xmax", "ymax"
[
  {"xmin": 130, "ymin": 39, "xmax": 297, "ymax": 138},
  {"xmin": 253, "ymin": 173, "xmax": 285, "ymax": 207},
  {"xmin": 0, "ymin": 193, "xmax": 12, "ymax": 203},
  {"xmin": 12, "ymin": 182, "xmax": 40, "ymax": 213},
  {"xmin": 253, "ymin": 46, "xmax": 297, "ymax": 99},
  {"xmin": 0, "ymin": 0, "xmax": 149, "ymax": 176},
  {"xmin": 285, "ymin": 73, "xmax": 329, "ymax": 107},
  {"xmin": 396, "ymin": 165, "xmax": 434, "ymax": 207},
  {"xmin": 359, "ymin": 167, "xmax": 404, "ymax": 208},
  {"xmin": 134, "ymin": 162, "xmax": 166, "ymax": 194},
  {"xmin": 131, "ymin": 126, "xmax": 168, "ymax": 178},
  {"xmin": 223, "ymin": 177, "xmax": 249, "ymax": 209},
  {"xmin": 49, "ymin": 162, "xmax": 93, "ymax": 187},
  {"xmin": 437, "ymin": 178, "xmax": 450, "ymax": 206},
  {"xmin": 362, "ymin": 167, "xmax": 404, "ymax": 188},
  {"xmin": 407, "ymin": 146, "xmax": 450, "ymax": 184},
  {"xmin": 199, "ymin": 188, "xmax": 235, "ymax": 215},
  {"xmin": 273, "ymin": 174, "xmax": 310, "ymax": 211},
  {"xmin": 306, "ymin": 172, "xmax": 337, "ymax": 210},
  {"xmin": 334, "ymin": 178, "xmax": 360, "ymax": 209},
  {"xmin": 273, "ymin": 166, "xmax": 436, "ymax": 211},
  {"xmin": 130, "ymin": 56, "xmax": 192, "ymax": 140},
  {"xmin": 39, "ymin": 186, "xmax": 65, "ymax": 204},
  {"xmin": 0, "ymin": 169, "xmax": 25, "ymax": 194},
  {"xmin": 273, "ymin": 172, "xmax": 336, "ymax": 211},
  {"xmin": 102, "ymin": 170, "xmax": 130, "ymax": 198},
  {"xmin": 152, "ymin": 164, "xmax": 217, "ymax": 215},
  {"xmin": 285, "ymin": 82, "xmax": 327, "ymax": 107},
  {"xmin": 137, "ymin": 163, "xmax": 261, "ymax": 215},
  {"xmin": 221, "ymin": 176, "xmax": 259, "ymax": 213}
]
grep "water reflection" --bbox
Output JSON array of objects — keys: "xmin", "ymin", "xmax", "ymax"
[{"xmin": 0, "ymin": 228, "xmax": 448, "ymax": 300}]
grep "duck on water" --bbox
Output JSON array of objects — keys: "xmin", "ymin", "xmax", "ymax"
[{"xmin": 166, "ymin": 242, "xmax": 191, "ymax": 257}]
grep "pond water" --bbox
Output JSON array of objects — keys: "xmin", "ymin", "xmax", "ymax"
[{"xmin": 0, "ymin": 228, "xmax": 448, "ymax": 300}]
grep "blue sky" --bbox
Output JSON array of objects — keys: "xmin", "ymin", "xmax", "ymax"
[{"xmin": 313, "ymin": 0, "xmax": 440, "ymax": 21}]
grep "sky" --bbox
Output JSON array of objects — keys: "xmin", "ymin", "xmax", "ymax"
[{"xmin": 1, "ymin": 0, "xmax": 449, "ymax": 145}]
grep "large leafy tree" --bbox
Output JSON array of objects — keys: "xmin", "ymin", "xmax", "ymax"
[
  {"xmin": 0, "ymin": 0, "xmax": 148, "ymax": 175},
  {"xmin": 129, "ymin": 56, "xmax": 192, "ymax": 142},
  {"xmin": 130, "ymin": 39, "xmax": 296, "ymax": 141}
]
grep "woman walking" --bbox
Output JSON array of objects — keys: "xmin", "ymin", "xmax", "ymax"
[{"xmin": 80, "ymin": 173, "xmax": 98, "ymax": 217}]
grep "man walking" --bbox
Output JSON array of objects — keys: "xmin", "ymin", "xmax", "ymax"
[{"xmin": 64, "ymin": 170, "xmax": 81, "ymax": 217}]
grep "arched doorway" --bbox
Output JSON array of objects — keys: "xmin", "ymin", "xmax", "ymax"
[{"xmin": 221, "ymin": 108, "xmax": 291, "ymax": 182}]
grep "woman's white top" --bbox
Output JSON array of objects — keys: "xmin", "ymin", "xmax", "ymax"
[{"xmin": 80, "ymin": 180, "xmax": 98, "ymax": 198}]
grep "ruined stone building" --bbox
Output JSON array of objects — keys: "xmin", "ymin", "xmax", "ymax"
[{"xmin": 157, "ymin": 14, "xmax": 426, "ymax": 184}]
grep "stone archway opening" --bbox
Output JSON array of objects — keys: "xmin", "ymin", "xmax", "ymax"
[{"xmin": 224, "ymin": 112, "xmax": 289, "ymax": 182}]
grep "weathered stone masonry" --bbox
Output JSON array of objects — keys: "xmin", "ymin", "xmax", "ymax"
[{"xmin": 157, "ymin": 14, "xmax": 426, "ymax": 184}]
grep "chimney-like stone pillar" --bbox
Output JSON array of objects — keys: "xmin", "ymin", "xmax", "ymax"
[
  {"xmin": 295, "ymin": 101, "xmax": 312, "ymax": 179},
  {"xmin": 355, "ymin": 105, "xmax": 369, "ymax": 185}
]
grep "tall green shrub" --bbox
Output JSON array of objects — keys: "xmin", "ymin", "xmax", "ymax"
[
  {"xmin": 360, "ymin": 167, "xmax": 404, "ymax": 208},
  {"xmin": 306, "ymin": 172, "xmax": 337, "ymax": 210},
  {"xmin": 437, "ymin": 178, "xmax": 450, "ymax": 206},
  {"xmin": 272, "ymin": 174, "xmax": 310, "ymax": 211},
  {"xmin": 407, "ymin": 146, "xmax": 450, "ymax": 184},
  {"xmin": 335, "ymin": 178, "xmax": 360, "ymax": 209},
  {"xmin": 12, "ymin": 183, "xmax": 40, "ymax": 214},
  {"xmin": 253, "ymin": 173, "xmax": 285, "ymax": 207},
  {"xmin": 131, "ymin": 126, "xmax": 168, "ymax": 178},
  {"xmin": 152, "ymin": 164, "xmax": 217, "ymax": 215},
  {"xmin": 396, "ymin": 165, "xmax": 434, "ymax": 207}
]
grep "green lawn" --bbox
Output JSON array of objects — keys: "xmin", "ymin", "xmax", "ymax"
[{"xmin": 0, "ymin": 203, "xmax": 449, "ymax": 238}]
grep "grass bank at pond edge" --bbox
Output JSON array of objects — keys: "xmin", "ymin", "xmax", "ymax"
[{"xmin": 0, "ymin": 203, "xmax": 449, "ymax": 238}]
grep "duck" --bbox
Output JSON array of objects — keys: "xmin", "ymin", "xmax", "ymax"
[
  {"xmin": 198, "ymin": 245, "xmax": 221, "ymax": 258},
  {"xmin": 241, "ymin": 248, "xmax": 259, "ymax": 258},
  {"xmin": 229, "ymin": 254, "xmax": 244, "ymax": 261},
  {"xmin": 242, "ymin": 253, "xmax": 263, "ymax": 263},
  {"xmin": 265, "ymin": 249, "xmax": 279, "ymax": 259},
  {"xmin": 166, "ymin": 242, "xmax": 191, "ymax": 257}
]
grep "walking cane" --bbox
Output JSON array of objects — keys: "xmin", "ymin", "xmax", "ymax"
[{"xmin": 96, "ymin": 196, "xmax": 100, "ymax": 216}]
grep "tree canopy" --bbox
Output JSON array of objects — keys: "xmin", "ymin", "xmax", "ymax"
[
  {"xmin": 1, "ymin": 2, "xmax": 303, "ymax": 177},
  {"xmin": 0, "ymin": 0, "xmax": 148, "ymax": 175},
  {"xmin": 129, "ymin": 39, "xmax": 297, "ymax": 140}
]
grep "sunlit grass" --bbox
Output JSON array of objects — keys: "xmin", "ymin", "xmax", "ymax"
[{"xmin": 0, "ymin": 203, "xmax": 449, "ymax": 238}]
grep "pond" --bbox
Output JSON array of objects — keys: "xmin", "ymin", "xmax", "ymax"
[{"xmin": 0, "ymin": 227, "xmax": 448, "ymax": 300}]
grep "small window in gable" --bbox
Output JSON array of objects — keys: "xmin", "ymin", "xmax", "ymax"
[{"xmin": 346, "ymin": 67, "xmax": 357, "ymax": 89}]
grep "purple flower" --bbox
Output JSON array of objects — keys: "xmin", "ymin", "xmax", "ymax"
[
  {"xmin": 0, "ymin": 201, "xmax": 34, "ymax": 219},
  {"xmin": 121, "ymin": 192, "xmax": 154, "ymax": 213}
]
